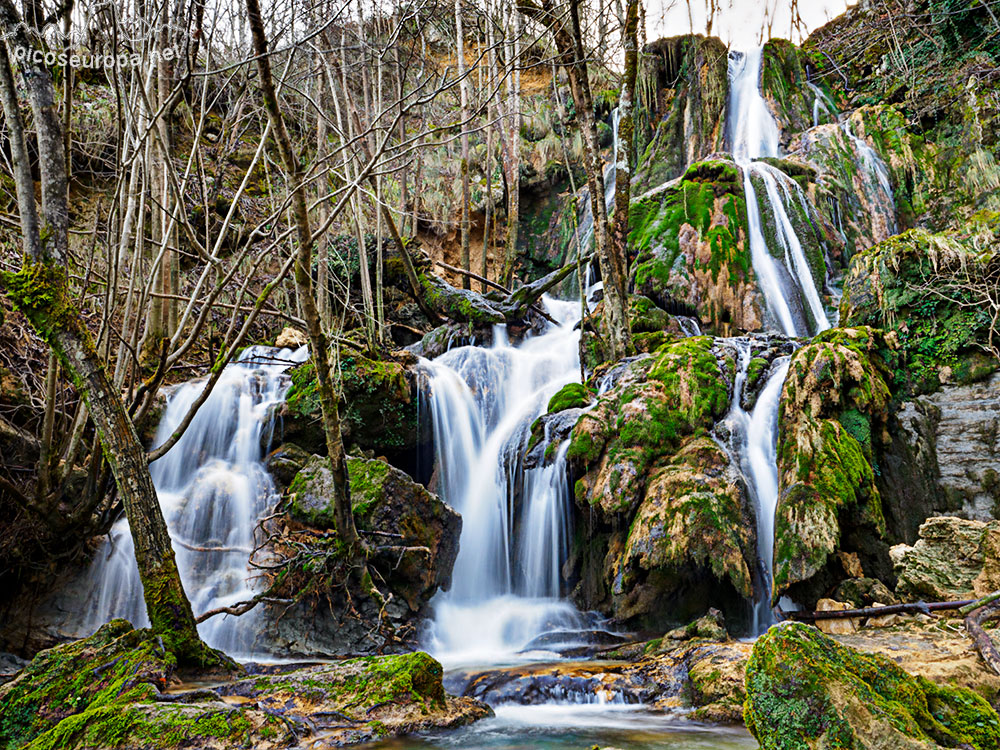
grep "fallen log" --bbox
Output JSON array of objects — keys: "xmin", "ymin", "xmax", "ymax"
[
  {"xmin": 433, "ymin": 260, "xmax": 558, "ymax": 326},
  {"xmin": 784, "ymin": 598, "xmax": 977, "ymax": 622}
]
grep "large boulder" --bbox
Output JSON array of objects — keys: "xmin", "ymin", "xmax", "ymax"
[
  {"xmin": 628, "ymin": 160, "xmax": 760, "ymax": 335},
  {"xmin": 745, "ymin": 622, "xmax": 1000, "ymax": 750},
  {"xmin": 275, "ymin": 454, "xmax": 461, "ymax": 654},
  {"xmin": 564, "ymin": 336, "xmax": 757, "ymax": 630},
  {"xmin": 892, "ymin": 516, "xmax": 1000, "ymax": 602},
  {"xmin": 773, "ymin": 327, "xmax": 897, "ymax": 605},
  {"xmin": 0, "ymin": 620, "xmax": 489, "ymax": 750},
  {"xmin": 280, "ymin": 348, "xmax": 430, "ymax": 473}
]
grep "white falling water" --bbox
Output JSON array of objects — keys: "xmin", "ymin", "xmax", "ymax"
[
  {"xmin": 422, "ymin": 298, "xmax": 594, "ymax": 665},
  {"xmin": 728, "ymin": 48, "xmax": 830, "ymax": 339},
  {"xmin": 726, "ymin": 48, "xmax": 836, "ymax": 632},
  {"xmin": 71, "ymin": 345, "xmax": 308, "ymax": 657}
]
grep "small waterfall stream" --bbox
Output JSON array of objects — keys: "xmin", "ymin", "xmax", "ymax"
[
  {"xmin": 727, "ymin": 48, "xmax": 836, "ymax": 630},
  {"xmin": 71, "ymin": 345, "xmax": 308, "ymax": 657}
]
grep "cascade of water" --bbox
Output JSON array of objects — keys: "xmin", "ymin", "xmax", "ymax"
[
  {"xmin": 422, "ymin": 297, "xmax": 597, "ymax": 665},
  {"xmin": 72, "ymin": 345, "xmax": 308, "ymax": 656},
  {"xmin": 841, "ymin": 119, "xmax": 898, "ymax": 236},
  {"xmin": 718, "ymin": 341, "xmax": 791, "ymax": 634},
  {"xmin": 728, "ymin": 48, "xmax": 830, "ymax": 339}
]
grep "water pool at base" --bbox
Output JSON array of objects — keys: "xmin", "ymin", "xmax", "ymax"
[{"xmin": 365, "ymin": 705, "xmax": 758, "ymax": 749}]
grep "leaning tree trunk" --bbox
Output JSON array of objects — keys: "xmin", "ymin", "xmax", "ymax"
[
  {"xmin": 245, "ymin": 0, "xmax": 361, "ymax": 555},
  {"xmin": 0, "ymin": 1, "xmax": 214, "ymax": 667}
]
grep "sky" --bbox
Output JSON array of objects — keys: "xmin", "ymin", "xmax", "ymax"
[{"xmin": 645, "ymin": 0, "xmax": 852, "ymax": 49}]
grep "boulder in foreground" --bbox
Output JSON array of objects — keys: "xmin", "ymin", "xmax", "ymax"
[{"xmin": 744, "ymin": 621, "xmax": 1000, "ymax": 749}]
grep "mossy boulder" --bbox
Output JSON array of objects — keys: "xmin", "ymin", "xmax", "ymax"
[
  {"xmin": 774, "ymin": 327, "xmax": 898, "ymax": 605},
  {"xmin": 566, "ymin": 337, "xmax": 756, "ymax": 630},
  {"xmin": 0, "ymin": 621, "xmax": 489, "ymax": 749},
  {"xmin": 629, "ymin": 160, "xmax": 759, "ymax": 335},
  {"xmin": 840, "ymin": 225, "xmax": 999, "ymax": 396},
  {"xmin": 281, "ymin": 348, "xmax": 425, "ymax": 462},
  {"xmin": 286, "ymin": 454, "xmax": 461, "ymax": 610},
  {"xmin": 745, "ymin": 622, "xmax": 1000, "ymax": 750}
]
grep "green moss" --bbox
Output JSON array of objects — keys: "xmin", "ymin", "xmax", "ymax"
[
  {"xmin": 745, "ymin": 622, "xmax": 1000, "ymax": 749},
  {"xmin": 841, "ymin": 227, "xmax": 998, "ymax": 394},
  {"xmin": 285, "ymin": 349, "xmax": 418, "ymax": 453},
  {"xmin": 547, "ymin": 383, "xmax": 593, "ymax": 413}
]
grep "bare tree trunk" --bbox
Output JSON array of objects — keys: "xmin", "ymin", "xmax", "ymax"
[
  {"xmin": 612, "ymin": 0, "xmax": 638, "ymax": 280},
  {"xmin": 0, "ymin": 3, "xmax": 214, "ymax": 666},
  {"xmin": 456, "ymin": 0, "xmax": 472, "ymax": 288},
  {"xmin": 245, "ymin": 0, "xmax": 361, "ymax": 555},
  {"xmin": 500, "ymin": 4, "xmax": 522, "ymax": 287},
  {"xmin": 518, "ymin": 0, "xmax": 631, "ymax": 358}
]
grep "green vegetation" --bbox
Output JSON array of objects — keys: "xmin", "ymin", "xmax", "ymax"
[{"xmin": 745, "ymin": 622, "xmax": 1000, "ymax": 749}]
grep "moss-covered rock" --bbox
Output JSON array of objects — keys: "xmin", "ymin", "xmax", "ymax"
[
  {"xmin": 285, "ymin": 454, "xmax": 460, "ymax": 610},
  {"xmin": 745, "ymin": 622, "xmax": 1000, "ymax": 750},
  {"xmin": 773, "ymin": 327, "xmax": 898, "ymax": 604},
  {"xmin": 565, "ymin": 336, "xmax": 756, "ymax": 630},
  {"xmin": 0, "ymin": 622, "xmax": 488, "ymax": 749},
  {"xmin": 629, "ymin": 160, "xmax": 760, "ymax": 335},
  {"xmin": 281, "ymin": 348, "xmax": 424, "ymax": 460},
  {"xmin": 840, "ymin": 225, "xmax": 999, "ymax": 396},
  {"xmin": 634, "ymin": 35, "xmax": 730, "ymax": 193}
]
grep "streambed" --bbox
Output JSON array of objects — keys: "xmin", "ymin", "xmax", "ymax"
[{"xmin": 367, "ymin": 704, "xmax": 757, "ymax": 749}]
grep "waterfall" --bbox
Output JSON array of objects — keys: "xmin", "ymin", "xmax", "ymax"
[
  {"xmin": 70, "ymin": 345, "xmax": 308, "ymax": 657},
  {"xmin": 422, "ymin": 298, "xmax": 596, "ymax": 664},
  {"xmin": 726, "ymin": 48, "xmax": 837, "ymax": 632},
  {"xmin": 728, "ymin": 48, "xmax": 829, "ymax": 339}
]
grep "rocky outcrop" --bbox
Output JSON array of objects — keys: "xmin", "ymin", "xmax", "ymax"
[
  {"xmin": 841, "ymin": 225, "xmax": 999, "ymax": 395},
  {"xmin": 564, "ymin": 335, "xmax": 758, "ymax": 630},
  {"xmin": 885, "ymin": 374, "xmax": 1000, "ymax": 525},
  {"xmin": 266, "ymin": 454, "xmax": 460, "ymax": 656},
  {"xmin": 633, "ymin": 35, "xmax": 730, "ymax": 193},
  {"xmin": 761, "ymin": 39, "xmax": 839, "ymax": 146},
  {"xmin": 745, "ymin": 622, "xmax": 1000, "ymax": 750},
  {"xmin": 629, "ymin": 160, "xmax": 761, "ymax": 335},
  {"xmin": 773, "ymin": 327, "xmax": 897, "ymax": 605},
  {"xmin": 0, "ymin": 620, "xmax": 489, "ymax": 750},
  {"xmin": 279, "ymin": 348, "xmax": 431, "ymax": 474},
  {"xmin": 892, "ymin": 516, "xmax": 1000, "ymax": 602}
]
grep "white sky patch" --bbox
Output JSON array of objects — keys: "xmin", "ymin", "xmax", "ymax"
[{"xmin": 645, "ymin": 0, "xmax": 852, "ymax": 49}]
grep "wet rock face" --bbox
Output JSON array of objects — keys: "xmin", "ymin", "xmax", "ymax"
[
  {"xmin": 892, "ymin": 516, "xmax": 1000, "ymax": 602},
  {"xmin": 0, "ymin": 621, "xmax": 489, "ymax": 750},
  {"xmin": 633, "ymin": 35, "xmax": 730, "ymax": 194},
  {"xmin": 745, "ymin": 622, "xmax": 1000, "ymax": 750},
  {"xmin": 271, "ymin": 454, "xmax": 461, "ymax": 656}
]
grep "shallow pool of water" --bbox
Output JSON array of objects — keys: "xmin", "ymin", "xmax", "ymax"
[{"xmin": 367, "ymin": 704, "xmax": 758, "ymax": 749}]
